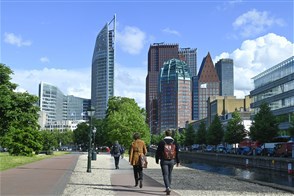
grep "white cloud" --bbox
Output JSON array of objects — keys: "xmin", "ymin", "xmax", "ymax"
[
  {"xmin": 162, "ymin": 28, "xmax": 180, "ymax": 36},
  {"xmin": 40, "ymin": 57, "xmax": 50, "ymax": 63},
  {"xmin": 233, "ymin": 9, "xmax": 285, "ymax": 38},
  {"xmin": 4, "ymin": 32, "xmax": 32, "ymax": 47},
  {"xmin": 114, "ymin": 62, "xmax": 147, "ymax": 108},
  {"xmin": 12, "ymin": 67, "xmax": 91, "ymax": 99},
  {"xmin": 116, "ymin": 26, "xmax": 146, "ymax": 55},
  {"xmin": 214, "ymin": 33, "xmax": 294, "ymax": 98}
]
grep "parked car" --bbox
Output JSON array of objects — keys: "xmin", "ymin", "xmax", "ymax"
[
  {"xmin": 205, "ymin": 145, "xmax": 215, "ymax": 152},
  {"xmin": 216, "ymin": 145, "xmax": 227, "ymax": 153},
  {"xmin": 274, "ymin": 142, "xmax": 294, "ymax": 157},
  {"xmin": 237, "ymin": 146, "xmax": 251, "ymax": 155}
]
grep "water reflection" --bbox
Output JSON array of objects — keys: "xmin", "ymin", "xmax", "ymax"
[{"xmin": 181, "ymin": 160, "xmax": 294, "ymax": 187}]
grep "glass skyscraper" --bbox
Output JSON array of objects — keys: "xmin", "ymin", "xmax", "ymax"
[
  {"xmin": 91, "ymin": 15, "xmax": 116, "ymax": 119},
  {"xmin": 159, "ymin": 58, "xmax": 192, "ymax": 131},
  {"xmin": 215, "ymin": 58, "xmax": 234, "ymax": 96},
  {"xmin": 250, "ymin": 56, "xmax": 294, "ymax": 130}
]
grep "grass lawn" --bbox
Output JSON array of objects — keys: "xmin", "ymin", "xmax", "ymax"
[{"xmin": 0, "ymin": 151, "xmax": 69, "ymax": 171}]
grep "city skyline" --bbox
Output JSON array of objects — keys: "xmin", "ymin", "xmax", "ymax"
[{"xmin": 2, "ymin": 0, "xmax": 293, "ymax": 108}]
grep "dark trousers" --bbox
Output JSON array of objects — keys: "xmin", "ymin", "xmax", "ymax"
[
  {"xmin": 133, "ymin": 165, "xmax": 143, "ymax": 183},
  {"xmin": 114, "ymin": 156, "xmax": 120, "ymax": 168},
  {"xmin": 160, "ymin": 159, "xmax": 175, "ymax": 189}
]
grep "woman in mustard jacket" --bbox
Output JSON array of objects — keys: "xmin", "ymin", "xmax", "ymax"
[{"xmin": 129, "ymin": 132, "xmax": 147, "ymax": 188}]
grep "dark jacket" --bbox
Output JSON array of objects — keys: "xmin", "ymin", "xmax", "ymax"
[{"xmin": 155, "ymin": 136, "xmax": 180, "ymax": 164}]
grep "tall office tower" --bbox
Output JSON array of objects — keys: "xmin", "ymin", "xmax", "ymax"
[
  {"xmin": 197, "ymin": 52, "xmax": 220, "ymax": 120},
  {"xmin": 39, "ymin": 82, "xmax": 91, "ymax": 123},
  {"xmin": 192, "ymin": 75, "xmax": 199, "ymax": 120},
  {"xmin": 91, "ymin": 15, "xmax": 116, "ymax": 119},
  {"xmin": 146, "ymin": 43, "xmax": 179, "ymax": 134},
  {"xmin": 178, "ymin": 48, "xmax": 197, "ymax": 77},
  {"xmin": 159, "ymin": 59, "xmax": 192, "ymax": 131},
  {"xmin": 215, "ymin": 58, "xmax": 234, "ymax": 96}
]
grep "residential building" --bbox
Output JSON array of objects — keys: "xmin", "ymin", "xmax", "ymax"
[
  {"xmin": 196, "ymin": 52, "xmax": 220, "ymax": 120},
  {"xmin": 250, "ymin": 56, "xmax": 294, "ymax": 130},
  {"xmin": 146, "ymin": 43, "xmax": 179, "ymax": 134},
  {"xmin": 91, "ymin": 15, "xmax": 116, "ymax": 119},
  {"xmin": 215, "ymin": 58, "xmax": 234, "ymax": 96},
  {"xmin": 159, "ymin": 58, "xmax": 192, "ymax": 131}
]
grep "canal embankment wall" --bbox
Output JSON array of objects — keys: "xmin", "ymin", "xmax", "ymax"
[{"xmin": 178, "ymin": 151, "xmax": 294, "ymax": 174}]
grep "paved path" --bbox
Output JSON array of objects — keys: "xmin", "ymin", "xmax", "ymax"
[
  {"xmin": 1, "ymin": 152, "xmax": 294, "ymax": 196},
  {"xmin": 1, "ymin": 153, "xmax": 79, "ymax": 195}
]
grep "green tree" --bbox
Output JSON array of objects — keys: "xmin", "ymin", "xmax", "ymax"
[
  {"xmin": 195, "ymin": 121, "xmax": 206, "ymax": 144},
  {"xmin": 105, "ymin": 96, "xmax": 150, "ymax": 149},
  {"xmin": 207, "ymin": 114, "xmax": 224, "ymax": 146},
  {"xmin": 0, "ymin": 64, "xmax": 42, "ymax": 156},
  {"xmin": 39, "ymin": 130, "xmax": 57, "ymax": 154},
  {"xmin": 184, "ymin": 124, "xmax": 196, "ymax": 146},
  {"xmin": 224, "ymin": 111, "xmax": 247, "ymax": 146},
  {"xmin": 249, "ymin": 102, "xmax": 279, "ymax": 143},
  {"xmin": 73, "ymin": 122, "xmax": 90, "ymax": 151},
  {"xmin": 151, "ymin": 133, "xmax": 164, "ymax": 145}
]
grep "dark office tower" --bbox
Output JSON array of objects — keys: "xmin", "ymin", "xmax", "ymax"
[
  {"xmin": 192, "ymin": 75, "xmax": 199, "ymax": 120},
  {"xmin": 91, "ymin": 15, "xmax": 116, "ymax": 119},
  {"xmin": 146, "ymin": 43, "xmax": 179, "ymax": 134},
  {"xmin": 215, "ymin": 58, "xmax": 234, "ymax": 96},
  {"xmin": 159, "ymin": 59, "xmax": 192, "ymax": 131},
  {"xmin": 197, "ymin": 52, "xmax": 220, "ymax": 120},
  {"xmin": 178, "ymin": 48, "xmax": 197, "ymax": 77}
]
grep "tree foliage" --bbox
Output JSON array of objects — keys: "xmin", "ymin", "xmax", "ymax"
[
  {"xmin": 104, "ymin": 96, "xmax": 150, "ymax": 149},
  {"xmin": 184, "ymin": 124, "xmax": 196, "ymax": 146},
  {"xmin": 195, "ymin": 121, "xmax": 207, "ymax": 144},
  {"xmin": 73, "ymin": 122, "xmax": 90, "ymax": 151},
  {"xmin": 0, "ymin": 64, "xmax": 42, "ymax": 156},
  {"xmin": 249, "ymin": 102, "xmax": 279, "ymax": 143},
  {"xmin": 207, "ymin": 114, "xmax": 224, "ymax": 145},
  {"xmin": 224, "ymin": 111, "xmax": 247, "ymax": 145}
]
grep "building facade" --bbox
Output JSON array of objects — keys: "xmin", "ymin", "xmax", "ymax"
[
  {"xmin": 159, "ymin": 58, "xmax": 192, "ymax": 131},
  {"xmin": 38, "ymin": 82, "xmax": 90, "ymax": 130},
  {"xmin": 146, "ymin": 43, "xmax": 179, "ymax": 134},
  {"xmin": 250, "ymin": 56, "xmax": 294, "ymax": 130},
  {"xmin": 91, "ymin": 15, "xmax": 116, "ymax": 119},
  {"xmin": 179, "ymin": 48, "xmax": 197, "ymax": 77},
  {"xmin": 215, "ymin": 58, "xmax": 234, "ymax": 96},
  {"xmin": 196, "ymin": 52, "xmax": 220, "ymax": 120}
]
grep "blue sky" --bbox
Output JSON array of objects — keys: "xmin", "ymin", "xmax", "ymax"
[{"xmin": 1, "ymin": 0, "xmax": 293, "ymax": 108}]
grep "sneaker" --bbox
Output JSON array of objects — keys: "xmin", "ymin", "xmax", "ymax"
[
  {"xmin": 139, "ymin": 180, "xmax": 143, "ymax": 188},
  {"xmin": 166, "ymin": 188, "xmax": 171, "ymax": 195}
]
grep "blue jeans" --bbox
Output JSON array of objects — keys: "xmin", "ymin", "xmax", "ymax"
[{"xmin": 160, "ymin": 159, "xmax": 175, "ymax": 189}]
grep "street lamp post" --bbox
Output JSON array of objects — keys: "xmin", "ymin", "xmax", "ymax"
[
  {"xmin": 92, "ymin": 127, "xmax": 97, "ymax": 160},
  {"xmin": 87, "ymin": 106, "xmax": 95, "ymax": 173}
]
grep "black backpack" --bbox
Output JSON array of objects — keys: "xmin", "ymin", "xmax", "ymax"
[{"xmin": 113, "ymin": 145, "xmax": 120, "ymax": 154}]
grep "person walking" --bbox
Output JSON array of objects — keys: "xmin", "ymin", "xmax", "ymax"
[
  {"xmin": 129, "ymin": 132, "xmax": 147, "ymax": 188},
  {"xmin": 155, "ymin": 130, "xmax": 180, "ymax": 195},
  {"xmin": 110, "ymin": 141, "xmax": 124, "ymax": 169}
]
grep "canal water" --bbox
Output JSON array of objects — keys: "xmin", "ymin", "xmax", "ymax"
[{"xmin": 181, "ymin": 159, "xmax": 294, "ymax": 188}]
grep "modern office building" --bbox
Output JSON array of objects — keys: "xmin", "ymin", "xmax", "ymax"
[
  {"xmin": 159, "ymin": 58, "xmax": 192, "ymax": 131},
  {"xmin": 179, "ymin": 48, "xmax": 197, "ymax": 77},
  {"xmin": 196, "ymin": 52, "xmax": 220, "ymax": 120},
  {"xmin": 91, "ymin": 15, "xmax": 116, "ymax": 119},
  {"xmin": 215, "ymin": 58, "xmax": 234, "ymax": 96},
  {"xmin": 250, "ymin": 56, "xmax": 294, "ymax": 130},
  {"xmin": 38, "ymin": 82, "xmax": 91, "ymax": 129},
  {"xmin": 146, "ymin": 43, "xmax": 179, "ymax": 134}
]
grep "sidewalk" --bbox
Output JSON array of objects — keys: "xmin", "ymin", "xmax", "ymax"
[{"xmin": 62, "ymin": 152, "xmax": 179, "ymax": 195}]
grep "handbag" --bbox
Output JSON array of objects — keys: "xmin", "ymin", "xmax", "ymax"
[{"xmin": 139, "ymin": 154, "xmax": 148, "ymax": 168}]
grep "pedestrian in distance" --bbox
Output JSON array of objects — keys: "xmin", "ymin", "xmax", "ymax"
[
  {"xmin": 129, "ymin": 132, "xmax": 147, "ymax": 188},
  {"xmin": 110, "ymin": 141, "xmax": 124, "ymax": 169},
  {"xmin": 155, "ymin": 129, "xmax": 180, "ymax": 195}
]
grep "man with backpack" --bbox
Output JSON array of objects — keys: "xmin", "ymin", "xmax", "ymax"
[
  {"xmin": 155, "ymin": 130, "xmax": 180, "ymax": 195},
  {"xmin": 110, "ymin": 141, "xmax": 124, "ymax": 169}
]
